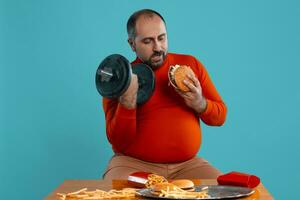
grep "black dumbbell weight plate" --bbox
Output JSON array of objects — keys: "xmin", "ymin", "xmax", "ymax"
[
  {"xmin": 132, "ymin": 63, "xmax": 155, "ymax": 104},
  {"xmin": 95, "ymin": 54, "xmax": 132, "ymax": 98}
]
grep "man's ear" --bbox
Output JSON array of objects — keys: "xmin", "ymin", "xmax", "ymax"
[{"xmin": 128, "ymin": 38, "xmax": 136, "ymax": 52}]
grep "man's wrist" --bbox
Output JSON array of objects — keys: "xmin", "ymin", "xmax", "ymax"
[
  {"xmin": 197, "ymin": 96, "xmax": 207, "ymax": 114},
  {"xmin": 119, "ymin": 95, "xmax": 137, "ymax": 109}
]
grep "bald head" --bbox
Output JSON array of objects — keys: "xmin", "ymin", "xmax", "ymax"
[{"xmin": 127, "ymin": 9, "xmax": 166, "ymax": 39}]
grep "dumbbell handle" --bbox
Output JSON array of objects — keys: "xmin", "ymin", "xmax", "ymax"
[
  {"xmin": 98, "ymin": 67, "xmax": 115, "ymax": 82},
  {"xmin": 100, "ymin": 69, "xmax": 113, "ymax": 77}
]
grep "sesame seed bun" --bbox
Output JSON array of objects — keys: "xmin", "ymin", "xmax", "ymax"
[
  {"xmin": 150, "ymin": 182, "xmax": 179, "ymax": 192},
  {"xmin": 168, "ymin": 65, "xmax": 195, "ymax": 92},
  {"xmin": 150, "ymin": 182, "xmax": 181, "ymax": 195},
  {"xmin": 171, "ymin": 179, "xmax": 195, "ymax": 191}
]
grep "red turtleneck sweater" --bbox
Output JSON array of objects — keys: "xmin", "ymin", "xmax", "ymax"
[{"xmin": 102, "ymin": 53, "xmax": 227, "ymax": 163}]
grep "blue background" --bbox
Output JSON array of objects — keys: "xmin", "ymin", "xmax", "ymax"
[{"xmin": 1, "ymin": 0, "xmax": 299, "ymax": 199}]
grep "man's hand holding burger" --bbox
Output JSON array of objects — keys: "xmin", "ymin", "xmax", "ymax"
[
  {"xmin": 119, "ymin": 74, "xmax": 138, "ymax": 109},
  {"xmin": 177, "ymin": 74, "xmax": 207, "ymax": 114},
  {"xmin": 168, "ymin": 65, "xmax": 207, "ymax": 114}
]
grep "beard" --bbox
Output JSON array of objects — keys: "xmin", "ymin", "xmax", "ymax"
[{"xmin": 143, "ymin": 51, "xmax": 167, "ymax": 70}]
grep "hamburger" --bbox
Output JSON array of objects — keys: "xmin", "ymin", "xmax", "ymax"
[
  {"xmin": 150, "ymin": 182, "xmax": 182, "ymax": 196},
  {"xmin": 168, "ymin": 65, "xmax": 196, "ymax": 92},
  {"xmin": 170, "ymin": 179, "xmax": 195, "ymax": 191}
]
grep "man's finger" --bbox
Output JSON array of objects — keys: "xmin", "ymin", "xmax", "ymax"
[
  {"xmin": 187, "ymin": 74, "xmax": 200, "ymax": 88},
  {"xmin": 183, "ymin": 80, "xmax": 198, "ymax": 93}
]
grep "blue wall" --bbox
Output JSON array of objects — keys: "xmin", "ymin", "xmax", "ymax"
[{"xmin": 1, "ymin": 0, "xmax": 299, "ymax": 199}]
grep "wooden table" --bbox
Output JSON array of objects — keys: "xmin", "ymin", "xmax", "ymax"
[{"xmin": 45, "ymin": 179, "xmax": 273, "ymax": 200}]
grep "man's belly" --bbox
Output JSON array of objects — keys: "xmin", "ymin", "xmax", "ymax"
[{"xmin": 124, "ymin": 107, "xmax": 202, "ymax": 163}]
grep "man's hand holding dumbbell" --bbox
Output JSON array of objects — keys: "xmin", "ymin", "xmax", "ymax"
[{"xmin": 118, "ymin": 74, "xmax": 139, "ymax": 109}]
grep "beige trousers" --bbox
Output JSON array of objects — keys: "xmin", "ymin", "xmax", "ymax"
[{"xmin": 103, "ymin": 154, "xmax": 222, "ymax": 180}]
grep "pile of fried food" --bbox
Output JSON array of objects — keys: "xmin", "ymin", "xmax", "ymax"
[
  {"xmin": 147, "ymin": 174, "xmax": 210, "ymax": 199},
  {"xmin": 57, "ymin": 174, "xmax": 210, "ymax": 199},
  {"xmin": 57, "ymin": 187, "xmax": 137, "ymax": 200}
]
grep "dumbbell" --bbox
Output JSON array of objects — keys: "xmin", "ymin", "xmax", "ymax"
[{"xmin": 95, "ymin": 54, "xmax": 155, "ymax": 105}]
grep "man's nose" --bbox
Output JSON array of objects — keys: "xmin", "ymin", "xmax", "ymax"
[{"xmin": 153, "ymin": 40, "xmax": 162, "ymax": 51}]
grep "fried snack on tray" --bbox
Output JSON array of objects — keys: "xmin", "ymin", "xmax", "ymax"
[
  {"xmin": 150, "ymin": 182, "xmax": 210, "ymax": 199},
  {"xmin": 145, "ymin": 173, "xmax": 168, "ymax": 188},
  {"xmin": 159, "ymin": 189, "xmax": 210, "ymax": 199},
  {"xmin": 57, "ymin": 187, "xmax": 137, "ymax": 200},
  {"xmin": 57, "ymin": 174, "xmax": 210, "ymax": 200},
  {"xmin": 144, "ymin": 174, "xmax": 210, "ymax": 199}
]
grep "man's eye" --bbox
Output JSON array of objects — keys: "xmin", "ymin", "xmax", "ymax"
[
  {"xmin": 143, "ymin": 39, "xmax": 151, "ymax": 44},
  {"xmin": 158, "ymin": 36, "xmax": 165, "ymax": 41}
]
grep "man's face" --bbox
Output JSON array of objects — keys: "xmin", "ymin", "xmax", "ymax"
[{"xmin": 129, "ymin": 15, "xmax": 168, "ymax": 70}]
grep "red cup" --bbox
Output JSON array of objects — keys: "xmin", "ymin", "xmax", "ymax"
[{"xmin": 217, "ymin": 171, "xmax": 260, "ymax": 188}]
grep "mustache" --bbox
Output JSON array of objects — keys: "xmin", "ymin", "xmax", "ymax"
[{"xmin": 151, "ymin": 51, "xmax": 164, "ymax": 58}]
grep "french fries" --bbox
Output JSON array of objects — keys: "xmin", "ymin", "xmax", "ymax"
[
  {"xmin": 144, "ymin": 174, "xmax": 209, "ymax": 199},
  {"xmin": 57, "ymin": 188, "xmax": 137, "ymax": 200},
  {"xmin": 159, "ymin": 189, "xmax": 210, "ymax": 199},
  {"xmin": 57, "ymin": 174, "xmax": 210, "ymax": 199},
  {"xmin": 145, "ymin": 174, "xmax": 168, "ymax": 188}
]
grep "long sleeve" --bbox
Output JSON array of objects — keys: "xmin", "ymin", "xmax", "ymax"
[
  {"xmin": 195, "ymin": 58, "xmax": 227, "ymax": 126},
  {"xmin": 102, "ymin": 97, "xmax": 137, "ymax": 151}
]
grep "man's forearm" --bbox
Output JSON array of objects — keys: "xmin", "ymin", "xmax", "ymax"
[
  {"xmin": 195, "ymin": 96, "xmax": 208, "ymax": 114},
  {"xmin": 199, "ymin": 99, "xmax": 227, "ymax": 126},
  {"xmin": 119, "ymin": 94, "xmax": 137, "ymax": 109},
  {"xmin": 105, "ymin": 102, "xmax": 137, "ymax": 151}
]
